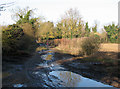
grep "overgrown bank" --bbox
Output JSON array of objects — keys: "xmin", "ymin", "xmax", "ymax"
[
  {"xmin": 2, "ymin": 8, "xmax": 38, "ymax": 61},
  {"xmin": 51, "ymin": 43, "xmax": 119, "ymax": 87}
]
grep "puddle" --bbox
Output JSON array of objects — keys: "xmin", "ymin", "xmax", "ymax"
[
  {"xmin": 36, "ymin": 62, "xmax": 65, "ymax": 71},
  {"xmin": 49, "ymin": 71, "xmax": 112, "ymax": 87},
  {"xmin": 13, "ymin": 84, "xmax": 27, "ymax": 87},
  {"xmin": 49, "ymin": 64, "xmax": 65, "ymax": 70},
  {"xmin": 37, "ymin": 63, "xmax": 49, "ymax": 68},
  {"xmin": 41, "ymin": 50, "xmax": 54, "ymax": 61},
  {"xmin": 45, "ymin": 54, "xmax": 53, "ymax": 60},
  {"xmin": 47, "ymin": 50, "xmax": 53, "ymax": 53}
]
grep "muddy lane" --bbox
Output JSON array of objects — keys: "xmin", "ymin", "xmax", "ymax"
[
  {"xmin": 2, "ymin": 46, "xmax": 114, "ymax": 88},
  {"xmin": 23, "ymin": 48, "xmax": 113, "ymax": 87}
]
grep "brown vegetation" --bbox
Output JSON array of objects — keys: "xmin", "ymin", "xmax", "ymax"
[
  {"xmin": 99, "ymin": 43, "xmax": 118, "ymax": 52},
  {"xmin": 52, "ymin": 38, "xmax": 119, "ymax": 60},
  {"xmin": 54, "ymin": 37, "xmax": 100, "ymax": 55}
]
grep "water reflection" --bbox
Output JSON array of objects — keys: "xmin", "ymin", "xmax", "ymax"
[
  {"xmin": 47, "ymin": 50, "xmax": 53, "ymax": 53},
  {"xmin": 46, "ymin": 54, "xmax": 52, "ymax": 60},
  {"xmin": 49, "ymin": 71, "xmax": 112, "ymax": 87},
  {"xmin": 50, "ymin": 71, "xmax": 80, "ymax": 87},
  {"xmin": 41, "ymin": 50, "xmax": 54, "ymax": 61},
  {"xmin": 13, "ymin": 84, "xmax": 27, "ymax": 87},
  {"xmin": 41, "ymin": 54, "xmax": 53, "ymax": 60}
]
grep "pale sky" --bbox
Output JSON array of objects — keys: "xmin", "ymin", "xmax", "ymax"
[{"xmin": 0, "ymin": 0, "xmax": 119, "ymax": 32}]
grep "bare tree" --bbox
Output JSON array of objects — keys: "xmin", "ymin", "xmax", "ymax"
[{"xmin": 59, "ymin": 8, "xmax": 84, "ymax": 39}]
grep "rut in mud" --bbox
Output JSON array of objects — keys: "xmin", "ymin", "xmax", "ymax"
[{"xmin": 2, "ymin": 45, "xmax": 115, "ymax": 88}]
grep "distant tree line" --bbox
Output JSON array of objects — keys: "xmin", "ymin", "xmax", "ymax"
[{"xmin": 2, "ymin": 7, "xmax": 119, "ymax": 57}]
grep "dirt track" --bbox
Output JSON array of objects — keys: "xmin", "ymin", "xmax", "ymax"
[{"xmin": 2, "ymin": 43, "xmax": 120, "ymax": 88}]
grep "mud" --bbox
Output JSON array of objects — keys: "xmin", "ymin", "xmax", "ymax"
[{"xmin": 2, "ymin": 45, "xmax": 119, "ymax": 88}]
